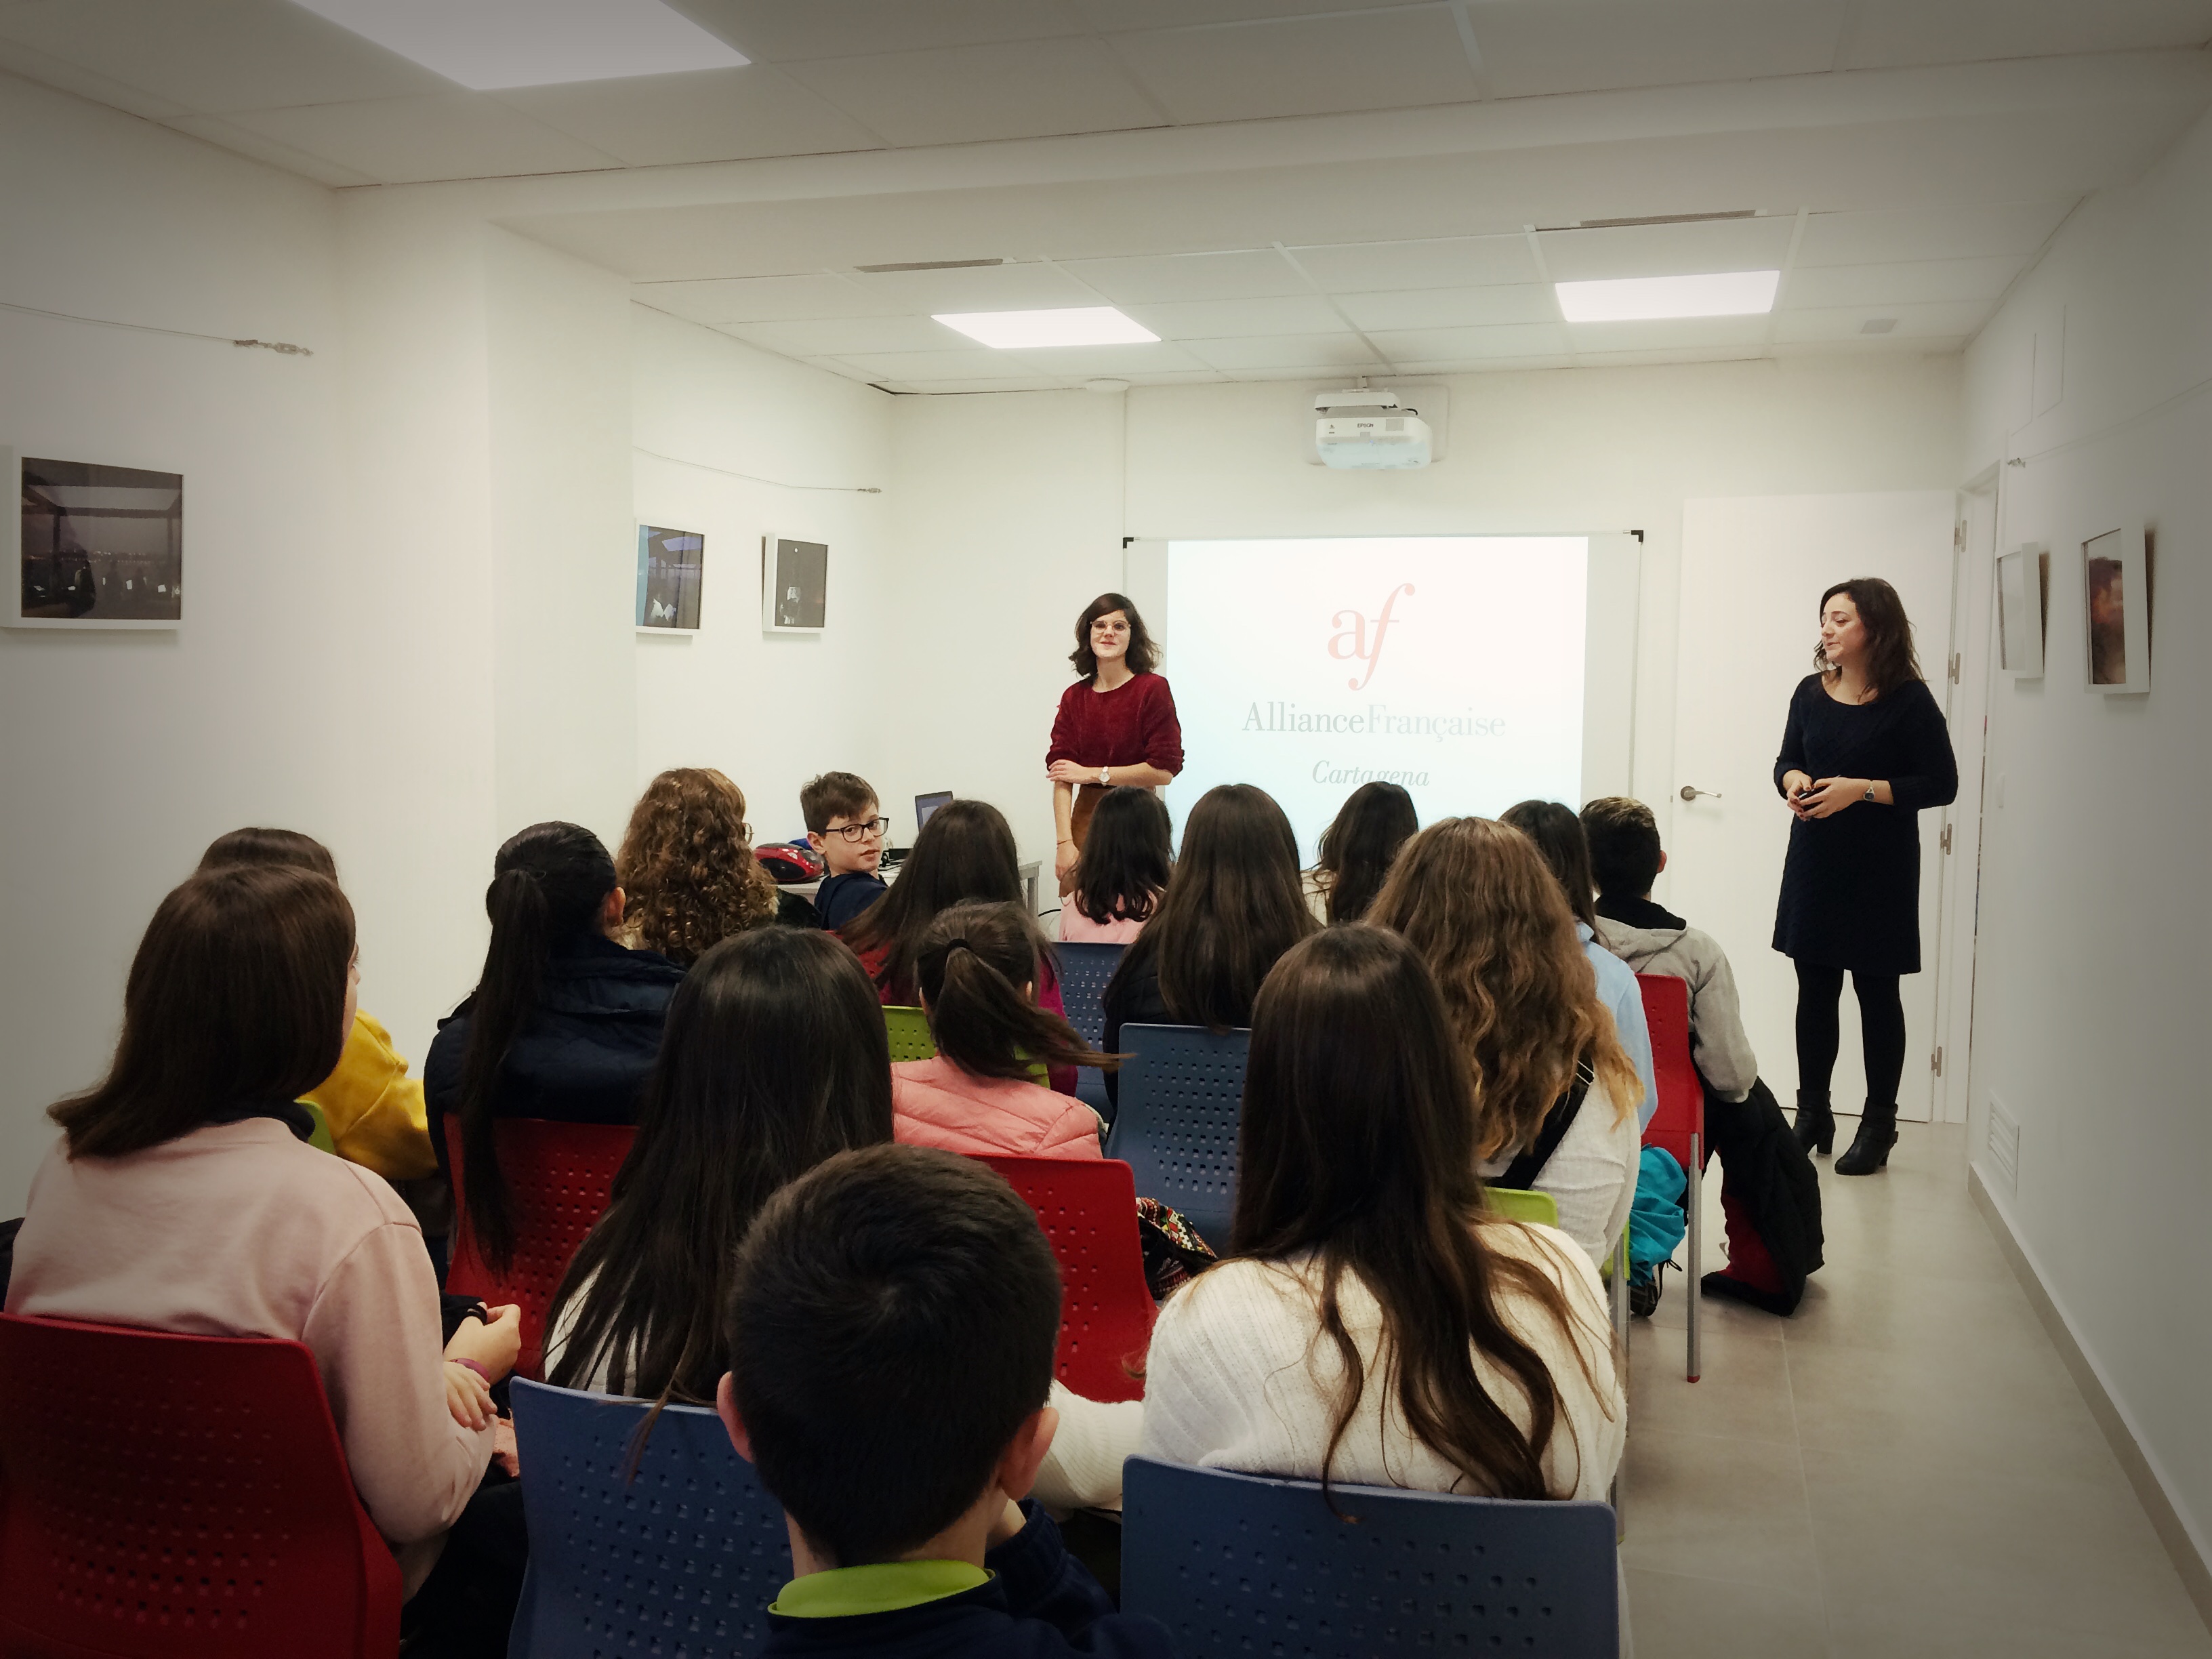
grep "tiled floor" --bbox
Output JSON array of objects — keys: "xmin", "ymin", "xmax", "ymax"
[{"xmin": 1623, "ymin": 1119, "xmax": 2212, "ymax": 1659}]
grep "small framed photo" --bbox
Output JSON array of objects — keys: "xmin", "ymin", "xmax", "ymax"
[
  {"xmin": 762, "ymin": 533, "xmax": 827, "ymax": 633},
  {"xmin": 1996, "ymin": 544, "xmax": 2047, "ymax": 677},
  {"xmin": 2083, "ymin": 520, "xmax": 2150, "ymax": 695},
  {"xmin": 635, "ymin": 525, "xmax": 703, "ymax": 631},
  {"xmin": 10, "ymin": 452, "xmax": 184, "ymax": 630}
]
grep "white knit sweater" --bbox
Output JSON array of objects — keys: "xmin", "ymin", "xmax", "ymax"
[{"xmin": 1139, "ymin": 1221, "xmax": 1624, "ymax": 1502}]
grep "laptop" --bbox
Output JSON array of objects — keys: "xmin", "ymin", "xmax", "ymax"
[{"xmin": 885, "ymin": 790, "xmax": 952, "ymax": 870}]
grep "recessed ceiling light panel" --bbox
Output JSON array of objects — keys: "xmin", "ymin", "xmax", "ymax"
[
  {"xmin": 933, "ymin": 308, "xmax": 1160, "ymax": 349},
  {"xmin": 289, "ymin": 0, "xmax": 746, "ymax": 90},
  {"xmin": 1555, "ymin": 270, "xmax": 1780, "ymax": 323}
]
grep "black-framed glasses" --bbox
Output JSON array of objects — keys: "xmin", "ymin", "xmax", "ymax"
[{"xmin": 827, "ymin": 817, "xmax": 890, "ymax": 843}]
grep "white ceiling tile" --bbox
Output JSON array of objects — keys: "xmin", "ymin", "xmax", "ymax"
[
  {"xmin": 226, "ymin": 93, "xmax": 623, "ymax": 184},
  {"xmin": 994, "ymin": 341, "xmax": 1212, "ymax": 376},
  {"xmin": 0, "ymin": 0, "xmax": 451, "ymax": 114},
  {"xmin": 1468, "ymin": 0, "xmax": 1845, "ymax": 99},
  {"xmin": 1841, "ymin": 0, "xmax": 2212, "ymax": 70},
  {"xmin": 671, "ymin": 0, "xmax": 1086, "ymax": 64},
  {"xmin": 0, "ymin": 30, "xmax": 191, "ymax": 119},
  {"xmin": 1107, "ymin": 9, "xmax": 1480, "ymax": 125},
  {"xmin": 1118, "ymin": 369, "xmax": 1233, "ymax": 384},
  {"xmin": 828, "ymin": 346, "xmax": 1038, "ymax": 379},
  {"xmin": 1795, "ymin": 199, "xmax": 2078, "ymax": 266},
  {"xmin": 1535, "ymin": 216, "xmax": 1798, "ymax": 281},
  {"xmin": 1120, "ymin": 294, "xmax": 1347, "ymax": 340},
  {"xmin": 897, "ymin": 376, "xmax": 1078, "ymax": 392},
  {"xmin": 1288, "ymin": 237, "xmax": 1539, "ymax": 293},
  {"xmin": 1565, "ymin": 314, "xmax": 1771, "ymax": 352},
  {"xmin": 846, "ymin": 262, "xmax": 1102, "ymax": 312},
  {"xmin": 1574, "ymin": 344, "xmax": 1767, "ymax": 367},
  {"xmin": 636, "ymin": 274, "xmax": 903, "ymax": 323},
  {"xmin": 1782, "ymin": 254, "xmax": 2026, "ymax": 310},
  {"xmin": 1399, "ymin": 355, "xmax": 1576, "ymax": 375},
  {"xmin": 1771, "ymin": 299, "xmax": 1994, "ymax": 342},
  {"xmin": 1223, "ymin": 363, "xmax": 1391, "ymax": 382},
  {"xmin": 831, "ymin": 342, "xmax": 1206, "ymax": 378},
  {"xmin": 1368, "ymin": 323, "xmax": 1571, "ymax": 360},
  {"xmin": 1061, "ymin": 250, "xmax": 1309, "ymax": 304},
  {"xmin": 720, "ymin": 314, "xmax": 980, "ymax": 355},
  {"xmin": 1771, "ymin": 335, "xmax": 1967, "ymax": 360},
  {"xmin": 1069, "ymin": 0, "xmax": 1417, "ymax": 28},
  {"xmin": 779, "ymin": 38, "xmax": 1161, "ymax": 146},
  {"xmin": 1185, "ymin": 333, "xmax": 1386, "ymax": 370},
  {"xmin": 492, "ymin": 66, "xmax": 881, "ymax": 166},
  {"xmin": 160, "ymin": 112, "xmax": 381, "ymax": 186},
  {"xmin": 1337, "ymin": 284, "xmax": 1559, "ymax": 331}
]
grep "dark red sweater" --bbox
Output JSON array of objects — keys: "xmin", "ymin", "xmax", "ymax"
[{"xmin": 1046, "ymin": 673, "xmax": 1184, "ymax": 775}]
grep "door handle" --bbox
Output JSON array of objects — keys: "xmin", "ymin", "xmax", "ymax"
[{"xmin": 1678, "ymin": 785, "xmax": 1723, "ymax": 802}]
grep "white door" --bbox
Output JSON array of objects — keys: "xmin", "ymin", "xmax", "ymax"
[{"xmin": 1668, "ymin": 494, "xmax": 1957, "ymax": 1122}]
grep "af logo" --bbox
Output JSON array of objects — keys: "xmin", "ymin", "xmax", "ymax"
[{"xmin": 1328, "ymin": 582, "xmax": 1414, "ymax": 691}]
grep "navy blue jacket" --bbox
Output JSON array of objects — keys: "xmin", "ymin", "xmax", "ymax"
[
  {"xmin": 815, "ymin": 871, "xmax": 888, "ymax": 931},
  {"xmin": 761, "ymin": 1507, "xmax": 1172, "ymax": 1659}
]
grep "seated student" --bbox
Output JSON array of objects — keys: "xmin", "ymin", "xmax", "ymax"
[
  {"xmin": 1370, "ymin": 819, "xmax": 1641, "ymax": 1269},
  {"xmin": 5, "ymin": 865, "xmax": 524, "ymax": 1646},
  {"xmin": 1141, "ymin": 926, "xmax": 1623, "ymax": 1502},
  {"xmin": 717, "ymin": 1145, "xmax": 1173, "ymax": 1658},
  {"xmin": 619, "ymin": 769, "xmax": 814, "ymax": 963},
  {"xmin": 1500, "ymin": 800, "xmax": 1657, "ymax": 1130},
  {"xmin": 894, "ymin": 903, "xmax": 1115, "ymax": 1159},
  {"xmin": 1101, "ymin": 783, "xmax": 1317, "ymax": 1107},
  {"xmin": 423, "ymin": 821, "xmax": 684, "ymax": 1274},
  {"xmin": 802, "ymin": 770, "xmax": 890, "ymax": 931},
  {"xmin": 1582, "ymin": 795, "xmax": 1824, "ymax": 1315},
  {"xmin": 1305, "ymin": 780, "xmax": 1418, "ymax": 925},
  {"xmin": 196, "ymin": 827, "xmax": 436, "ymax": 1183},
  {"xmin": 1060, "ymin": 785, "xmax": 1170, "ymax": 943}
]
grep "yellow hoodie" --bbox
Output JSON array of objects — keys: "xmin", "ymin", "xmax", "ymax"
[{"xmin": 301, "ymin": 1011, "xmax": 437, "ymax": 1181}]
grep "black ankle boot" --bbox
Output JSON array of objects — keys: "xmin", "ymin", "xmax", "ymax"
[
  {"xmin": 1835, "ymin": 1103, "xmax": 1898, "ymax": 1175},
  {"xmin": 1793, "ymin": 1090, "xmax": 1835, "ymax": 1156}
]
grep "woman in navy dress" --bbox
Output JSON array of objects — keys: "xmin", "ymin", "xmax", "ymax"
[{"xmin": 1773, "ymin": 578, "xmax": 1957, "ymax": 1176}]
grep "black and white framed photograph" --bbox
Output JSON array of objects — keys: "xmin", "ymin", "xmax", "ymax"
[
  {"xmin": 635, "ymin": 524, "xmax": 704, "ymax": 631},
  {"xmin": 1996, "ymin": 544, "xmax": 2047, "ymax": 678},
  {"xmin": 2083, "ymin": 521, "xmax": 2150, "ymax": 695},
  {"xmin": 762, "ymin": 533, "xmax": 827, "ymax": 633},
  {"xmin": 11, "ymin": 451, "xmax": 184, "ymax": 630}
]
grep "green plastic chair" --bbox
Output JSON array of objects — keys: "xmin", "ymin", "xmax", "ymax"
[
  {"xmin": 1486, "ymin": 1185, "xmax": 1557, "ymax": 1227},
  {"xmin": 882, "ymin": 1006, "xmax": 937, "ymax": 1063},
  {"xmin": 301, "ymin": 1100, "xmax": 337, "ymax": 1156}
]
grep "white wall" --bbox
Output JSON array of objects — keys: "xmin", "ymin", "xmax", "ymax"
[{"xmin": 1961, "ymin": 106, "xmax": 2212, "ymax": 1570}]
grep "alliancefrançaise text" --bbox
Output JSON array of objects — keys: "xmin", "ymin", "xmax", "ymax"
[{"xmin": 1242, "ymin": 701, "xmax": 1506, "ymax": 741}]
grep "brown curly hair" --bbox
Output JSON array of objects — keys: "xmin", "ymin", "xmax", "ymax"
[
  {"xmin": 1368, "ymin": 816, "xmax": 1639, "ymax": 1161},
  {"xmin": 617, "ymin": 768, "xmax": 780, "ymax": 967}
]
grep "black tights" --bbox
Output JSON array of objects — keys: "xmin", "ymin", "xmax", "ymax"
[{"xmin": 1794, "ymin": 962, "xmax": 1906, "ymax": 1107}]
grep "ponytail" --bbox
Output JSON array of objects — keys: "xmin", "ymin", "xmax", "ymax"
[
  {"xmin": 455, "ymin": 821, "xmax": 617, "ymax": 1272},
  {"xmin": 916, "ymin": 903, "xmax": 1119, "ymax": 1082}
]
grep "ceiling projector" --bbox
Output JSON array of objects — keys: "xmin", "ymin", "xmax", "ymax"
[{"xmin": 1314, "ymin": 388, "xmax": 1432, "ymax": 470}]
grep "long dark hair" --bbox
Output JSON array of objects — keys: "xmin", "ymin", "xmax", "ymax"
[
  {"xmin": 1110, "ymin": 783, "xmax": 1317, "ymax": 1031},
  {"xmin": 842, "ymin": 799, "xmax": 1023, "ymax": 1003},
  {"xmin": 1499, "ymin": 800, "xmax": 1599, "ymax": 933},
  {"xmin": 456, "ymin": 821, "xmax": 619, "ymax": 1272},
  {"xmin": 1232, "ymin": 926, "xmax": 1611, "ymax": 1500},
  {"xmin": 1073, "ymin": 786, "xmax": 1171, "ymax": 927},
  {"xmin": 1816, "ymin": 576, "xmax": 1923, "ymax": 697},
  {"xmin": 197, "ymin": 826, "xmax": 339, "ymax": 881},
  {"xmin": 546, "ymin": 928, "xmax": 893, "ymax": 1406},
  {"xmin": 51, "ymin": 867, "xmax": 354, "ymax": 1159},
  {"xmin": 1315, "ymin": 782, "xmax": 1417, "ymax": 924},
  {"xmin": 1069, "ymin": 591, "xmax": 1158, "ymax": 680},
  {"xmin": 917, "ymin": 903, "xmax": 1118, "ymax": 1081}
]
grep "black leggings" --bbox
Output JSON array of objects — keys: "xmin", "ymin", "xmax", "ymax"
[{"xmin": 1794, "ymin": 962, "xmax": 1906, "ymax": 1107}]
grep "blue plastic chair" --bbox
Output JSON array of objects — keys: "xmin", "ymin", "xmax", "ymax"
[
  {"xmin": 1121, "ymin": 1456, "xmax": 1619, "ymax": 1658},
  {"xmin": 508, "ymin": 1378, "xmax": 789, "ymax": 1658},
  {"xmin": 1103, "ymin": 1023, "xmax": 1246, "ymax": 1252},
  {"xmin": 1054, "ymin": 941, "xmax": 1124, "ymax": 1118}
]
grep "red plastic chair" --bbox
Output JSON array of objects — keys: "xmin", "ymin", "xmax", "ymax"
[
  {"xmin": 443, "ymin": 1118, "xmax": 636, "ymax": 1380},
  {"xmin": 977, "ymin": 1156, "xmax": 1155, "ymax": 1403},
  {"xmin": 1637, "ymin": 973, "xmax": 1705, "ymax": 1382},
  {"xmin": 0, "ymin": 1312, "xmax": 401, "ymax": 1659}
]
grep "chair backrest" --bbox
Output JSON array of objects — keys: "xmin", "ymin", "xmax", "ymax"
[
  {"xmin": 1122, "ymin": 1456, "xmax": 1618, "ymax": 1658},
  {"xmin": 975, "ymin": 1155, "xmax": 1154, "ymax": 1402},
  {"xmin": 443, "ymin": 1118, "xmax": 636, "ymax": 1380},
  {"xmin": 1635, "ymin": 973, "xmax": 1703, "ymax": 1169},
  {"xmin": 301, "ymin": 1097, "xmax": 337, "ymax": 1155},
  {"xmin": 882, "ymin": 1004, "xmax": 937, "ymax": 1062},
  {"xmin": 1052, "ymin": 942, "xmax": 1124, "ymax": 1049},
  {"xmin": 1103, "ymin": 1023, "xmax": 1247, "ymax": 1253},
  {"xmin": 508, "ymin": 1379, "xmax": 788, "ymax": 1658},
  {"xmin": 1486, "ymin": 1185, "xmax": 1560, "ymax": 1228},
  {"xmin": 0, "ymin": 1313, "xmax": 401, "ymax": 1659}
]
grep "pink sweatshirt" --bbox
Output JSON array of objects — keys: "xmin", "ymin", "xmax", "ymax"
[
  {"xmin": 892, "ymin": 1057, "xmax": 1105, "ymax": 1160},
  {"xmin": 1059, "ymin": 899, "xmax": 1151, "ymax": 945},
  {"xmin": 5, "ymin": 1120, "xmax": 491, "ymax": 1595}
]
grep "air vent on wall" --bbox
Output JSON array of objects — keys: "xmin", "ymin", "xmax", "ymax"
[
  {"xmin": 1535, "ymin": 210, "xmax": 1761, "ymax": 232},
  {"xmin": 853, "ymin": 258, "xmax": 1008, "ymax": 273}
]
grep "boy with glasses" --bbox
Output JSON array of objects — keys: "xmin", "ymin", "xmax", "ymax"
[{"xmin": 802, "ymin": 771, "xmax": 891, "ymax": 930}]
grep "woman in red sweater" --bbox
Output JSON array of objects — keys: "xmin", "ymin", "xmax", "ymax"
[{"xmin": 1047, "ymin": 592, "xmax": 1184, "ymax": 893}]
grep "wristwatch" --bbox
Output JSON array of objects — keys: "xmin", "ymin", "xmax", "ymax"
[
  {"xmin": 1862, "ymin": 781, "xmax": 1876, "ymax": 802},
  {"xmin": 1099, "ymin": 764, "xmax": 1111, "ymax": 787}
]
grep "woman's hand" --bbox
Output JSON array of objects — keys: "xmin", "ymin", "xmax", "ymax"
[
  {"xmin": 1046, "ymin": 759, "xmax": 1092, "ymax": 787},
  {"xmin": 1054, "ymin": 838, "xmax": 1080, "ymax": 882},
  {"xmin": 443, "ymin": 1361, "xmax": 495, "ymax": 1430},
  {"xmin": 1781, "ymin": 769, "xmax": 1814, "ymax": 818},
  {"xmin": 446, "ymin": 1303, "xmax": 523, "ymax": 1382},
  {"xmin": 1796, "ymin": 777, "xmax": 1868, "ymax": 820}
]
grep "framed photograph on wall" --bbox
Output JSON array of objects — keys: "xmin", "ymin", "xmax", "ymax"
[
  {"xmin": 2082, "ymin": 520, "xmax": 2150, "ymax": 695},
  {"xmin": 9, "ymin": 452, "xmax": 185, "ymax": 630},
  {"xmin": 762, "ymin": 533, "xmax": 827, "ymax": 633},
  {"xmin": 635, "ymin": 524, "xmax": 704, "ymax": 631},
  {"xmin": 1996, "ymin": 544, "xmax": 2047, "ymax": 677}
]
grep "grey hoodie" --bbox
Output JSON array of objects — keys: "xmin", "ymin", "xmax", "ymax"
[{"xmin": 1594, "ymin": 904, "xmax": 1759, "ymax": 1103}]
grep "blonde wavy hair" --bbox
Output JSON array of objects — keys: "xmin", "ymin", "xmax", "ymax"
[
  {"xmin": 616, "ymin": 768, "xmax": 779, "ymax": 967},
  {"xmin": 1368, "ymin": 816, "xmax": 1640, "ymax": 1160}
]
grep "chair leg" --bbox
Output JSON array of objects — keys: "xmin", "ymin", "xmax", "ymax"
[{"xmin": 1686, "ymin": 1131, "xmax": 1702, "ymax": 1384}]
